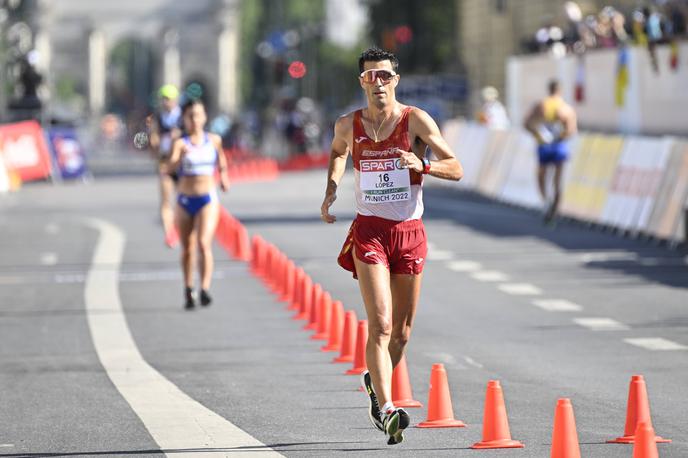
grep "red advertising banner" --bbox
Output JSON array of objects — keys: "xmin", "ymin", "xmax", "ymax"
[{"xmin": 0, "ymin": 120, "xmax": 52, "ymax": 182}]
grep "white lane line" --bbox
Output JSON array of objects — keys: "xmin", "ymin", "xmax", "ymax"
[
  {"xmin": 426, "ymin": 352, "xmax": 457, "ymax": 365},
  {"xmin": 470, "ymin": 270, "xmax": 509, "ymax": 282},
  {"xmin": 532, "ymin": 299, "xmax": 583, "ymax": 312},
  {"xmin": 573, "ymin": 317, "xmax": 629, "ymax": 331},
  {"xmin": 40, "ymin": 252, "xmax": 58, "ymax": 265},
  {"xmin": 577, "ymin": 251, "xmax": 637, "ymax": 263},
  {"xmin": 45, "ymin": 223, "xmax": 60, "ymax": 234},
  {"xmin": 427, "ymin": 249, "xmax": 454, "ymax": 261},
  {"xmin": 56, "ymin": 271, "xmax": 231, "ymax": 284},
  {"xmin": 446, "ymin": 260, "xmax": 482, "ymax": 272},
  {"xmin": 498, "ymin": 283, "xmax": 542, "ymax": 295},
  {"xmin": 463, "ymin": 356, "xmax": 483, "ymax": 369},
  {"xmin": 624, "ymin": 338, "xmax": 688, "ymax": 351},
  {"xmin": 84, "ymin": 218, "xmax": 281, "ymax": 457}
]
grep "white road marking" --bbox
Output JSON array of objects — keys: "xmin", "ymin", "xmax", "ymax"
[
  {"xmin": 45, "ymin": 223, "xmax": 60, "ymax": 234},
  {"xmin": 40, "ymin": 252, "xmax": 58, "ymax": 265},
  {"xmin": 498, "ymin": 283, "xmax": 542, "ymax": 295},
  {"xmin": 0, "ymin": 444, "xmax": 14, "ymax": 448},
  {"xmin": 532, "ymin": 299, "xmax": 583, "ymax": 312},
  {"xmin": 426, "ymin": 352, "xmax": 457, "ymax": 365},
  {"xmin": 427, "ymin": 249, "xmax": 454, "ymax": 261},
  {"xmin": 84, "ymin": 218, "xmax": 282, "ymax": 457},
  {"xmin": 470, "ymin": 270, "xmax": 509, "ymax": 282},
  {"xmin": 446, "ymin": 260, "xmax": 482, "ymax": 272},
  {"xmin": 463, "ymin": 356, "xmax": 483, "ymax": 369},
  {"xmin": 573, "ymin": 317, "xmax": 629, "ymax": 331},
  {"xmin": 54, "ymin": 270, "xmax": 228, "ymax": 284},
  {"xmin": 578, "ymin": 251, "xmax": 637, "ymax": 263},
  {"xmin": 624, "ymin": 338, "xmax": 688, "ymax": 351}
]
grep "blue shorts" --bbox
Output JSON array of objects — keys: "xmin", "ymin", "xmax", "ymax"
[
  {"xmin": 537, "ymin": 141, "xmax": 569, "ymax": 164},
  {"xmin": 177, "ymin": 192, "xmax": 216, "ymax": 217}
]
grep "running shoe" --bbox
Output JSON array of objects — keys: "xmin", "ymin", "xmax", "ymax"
[
  {"xmin": 360, "ymin": 371, "xmax": 383, "ymax": 432},
  {"xmin": 382, "ymin": 407, "xmax": 410, "ymax": 445},
  {"xmin": 184, "ymin": 287, "xmax": 195, "ymax": 310},
  {"xmin": 200, "ymin": 289, "xmax": 212, "ymax": 307}
]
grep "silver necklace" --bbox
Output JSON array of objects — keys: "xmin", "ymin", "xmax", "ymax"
[{"xmin": 370, "ymin": 111, "xmax": 393, "ymax": 142}]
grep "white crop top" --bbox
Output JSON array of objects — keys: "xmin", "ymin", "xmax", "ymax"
[{"xmin": 179, "ymin": 134, "xmax": 218, "ymax": 177}]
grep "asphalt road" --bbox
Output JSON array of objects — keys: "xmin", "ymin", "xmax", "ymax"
[{"xmin": 0, "ymin": 168, "xmax": 686, "ymax": 457}]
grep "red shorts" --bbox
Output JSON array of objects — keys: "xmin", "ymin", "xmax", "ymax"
[{"xmin": 337, "ymin": 214, "xmax": 427, "ymax": 279}]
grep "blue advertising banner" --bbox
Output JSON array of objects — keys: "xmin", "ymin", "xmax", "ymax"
[{"xmin": 47, "ymin": 127, "xmax": 87, "ymax": 179}]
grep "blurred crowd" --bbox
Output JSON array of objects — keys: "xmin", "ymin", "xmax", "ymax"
[{"xmin": 525, "ymin": 1, "xmax": 687, "ymax": 57}]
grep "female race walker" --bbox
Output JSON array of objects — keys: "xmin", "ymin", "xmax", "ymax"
[{"xmin": 167, "ymin": 99, "xmax": 230, "ymax": 309}]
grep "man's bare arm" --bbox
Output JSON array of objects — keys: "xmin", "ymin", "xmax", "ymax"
[
  {"xmin": 321, "ymin": 116, "xmax": 352, "ymax": 223},
  {"xmin": 405, "ymin": 108, "xmax": 463, "ymax": 181},
  {"xmin": 560, "ymin": 105, "xmax": 578, "ymax": 140}
]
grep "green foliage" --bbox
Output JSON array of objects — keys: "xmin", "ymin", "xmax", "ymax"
[
  {"xmin": 55, "ymin": 76, "xmax": 78, "ymax": 101},
  {"xmin": 285, "ymin": 0, "xmax": 324, "ymax": 23},
  {"xmin": 239, "ymin": 0, "xmax": 263, "ymax": 105}
]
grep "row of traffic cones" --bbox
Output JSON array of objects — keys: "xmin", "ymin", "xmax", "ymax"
[
  {"xmin": 549, "ymin": 375, "xmax": 669, "ymax": 457},
  {"xmin": 215, "ymin": 208, "xmax": 251, "ymax": 261},
  {"xmin": 226, "ymin": 157, "xmax": 279, "ymax": 182},
  {"xmin": 246, "ymin": 233, "xmax": 670, "ymax": 456},
  {"xmin": 248, "ymin": 234, "xmax": 422, "ymax": 406}
]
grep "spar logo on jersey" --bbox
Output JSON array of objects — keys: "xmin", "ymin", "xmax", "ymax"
[{"xmin": 360, "ymin": 158, "xmax": 403, "ymax": 172}]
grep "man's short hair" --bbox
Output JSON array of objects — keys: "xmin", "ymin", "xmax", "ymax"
[
  {"xmin": 358, "ymin": 47, "xmax": 399, "ymax": 73},
  {"xmin": 548, "ymin": 80, "xmax": 560, "ymax": 95}
]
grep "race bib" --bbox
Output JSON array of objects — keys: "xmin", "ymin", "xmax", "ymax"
[{"xmin": 359, "ymin": 158, "xmax": 410, "ymax": 204}]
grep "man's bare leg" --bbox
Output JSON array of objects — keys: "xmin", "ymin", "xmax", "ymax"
[
  {"xmin": 389, "ymin": 272, "xmax": 422, "ymax": 368},
  {"xmin": 353, "ymin": 250, "xmax": 393, "ymax": 408}
]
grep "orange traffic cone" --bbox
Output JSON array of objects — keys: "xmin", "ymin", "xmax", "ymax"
[
  {"xmin": 471, "ymin": 380, "xmax": 524, "ymax": 449},
  {"xmin": 633, "ymin": 422, "xmax": 659, "ymax": 458},
  {"xmin": 250, "ymin": 235, "xmax": 261, "ymax": 273},
  {"xmin": 251, "ymin": 235, "xmax": 267, "ymax": 275},
  {"xmin": 266, "ymin": 246, "xmax": 281, "ymax": 291},
  {"xmin": 311, "ymin": 291, "xmax": 331, "ymax": 340},
  {"xmin": 417, "ymin": 363, "xmax": 466, "ymax": 428},
  {"xmin": 279, "ymin": 260, "xmax": 294, "ymax": 303},
  {"xmin": 260, "ymin": 244, "xmax": 273, "ymax": 284},
  {"xmin": 271, "ymin": 252, "xmax": 285, "ymax": 294},
  {"xmin": 321, "ymin": 300, "xmax": 343, "ymax": 352},
  {"xmin": 549, "ymin": 398, "xmax": 579, "ymax": 458},
  {"xmin": 235, "ymin": 224, "xmax": 251, "ymax": 262},
  {"xmin": 256, "ymin": 238, "xmax": 268, "ymax": 277},
  {"xmin": 608, "ymin": 375, "xmax": 671, "ymax": 444},
  {"xmin": 391, "ymin": 355, "xmax": 422, "ymax": 408},
  {"xmin": 292, "ymin": 275, "xmax": 312, "ymax": 321},
  {"xmin": 345, "ymin": 320, "xmax": 368, "ymax": 375},
  {"xmin": 287, "ymin": 267, "xmax": 304, "ymax": 311},
  {"xmin": 333, "ymin": 310, "xmax": 357, "ymax": 363},
  {"xmin": 304, "ymin": 283, "xmax": 322, "ymax": 330}
]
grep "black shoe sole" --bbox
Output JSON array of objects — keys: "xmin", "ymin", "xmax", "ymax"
[{"xmin": 361, "ymin": 371, "xmax": 384, "ymax": 432}]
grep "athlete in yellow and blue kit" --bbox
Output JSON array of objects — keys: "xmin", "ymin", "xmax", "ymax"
[{"xmin": 524, "ymin": 80, "xmax": 578, "ymax": 223}]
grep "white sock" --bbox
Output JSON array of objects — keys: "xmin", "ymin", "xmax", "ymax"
[{"xmin": 381, "ymin": 401, "xmax": 395, "ymax": 416}]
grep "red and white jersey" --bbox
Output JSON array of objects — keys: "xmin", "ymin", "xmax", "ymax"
[{"xmin": 352, "ymin": 106, "xmax": 423, "ymax": 221}]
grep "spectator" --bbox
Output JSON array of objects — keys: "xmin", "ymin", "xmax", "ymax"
[{"xmin": 476, "ymin": 86, "xmax": 510, "ymax": 130}]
